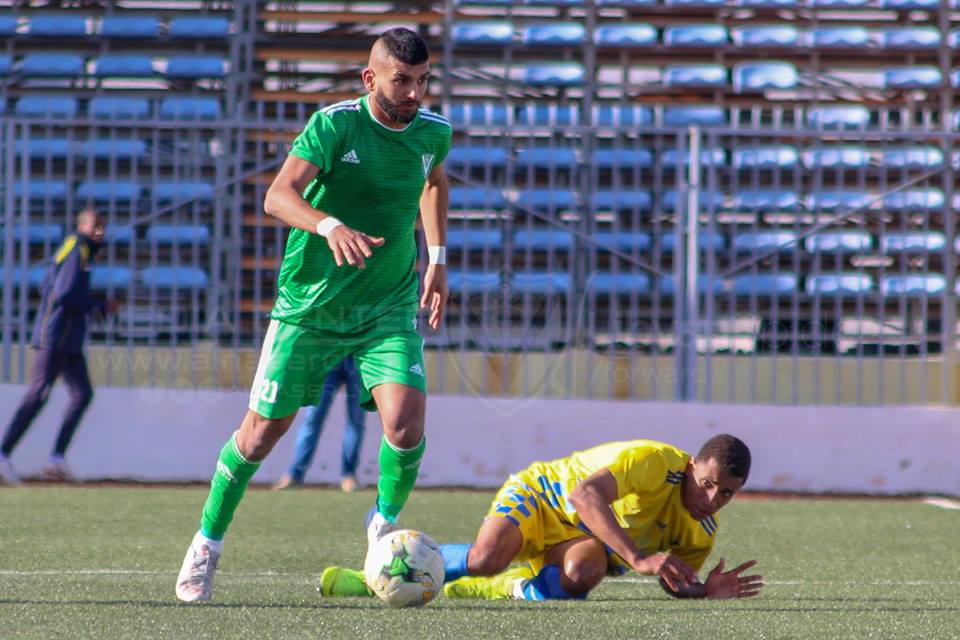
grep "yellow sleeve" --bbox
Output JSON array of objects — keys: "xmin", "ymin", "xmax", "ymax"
[
  {"xmin": 605, "ymin": 446, "xmax": 668, "ymax": 499},
  {"xmin": 674, "ymin": 542, "xmax": 713, "ymax": 573}
]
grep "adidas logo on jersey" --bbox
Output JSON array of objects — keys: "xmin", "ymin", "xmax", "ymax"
[
  {"xmin": 408, "ymin": 364, "xmax": 424, "ymax": 377},
  {"xmin": 340, "ymin": 149, "xmax": 360, "ymax": 164}
]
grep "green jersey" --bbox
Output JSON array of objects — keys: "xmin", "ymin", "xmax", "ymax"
[{"xmin": 272, "ymin": 95, "xmax": 451, "ymax": 333}]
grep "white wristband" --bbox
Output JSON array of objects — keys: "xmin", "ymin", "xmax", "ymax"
[
  {"xmin": 315, "ymin": 217, "xmax": 343, "ymax": 238},
  {"xmin": 427, "ymin": 245, "xmax": 447, "ymax": 265}
]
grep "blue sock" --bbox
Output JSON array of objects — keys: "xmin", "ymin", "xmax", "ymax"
[
  {"xmin": 440, "ymin": 544, "xmax": 472, "ymax": 583},
  {"xmin": 520, "ymin": 565, "xmax": 588, "ymax": 601}
]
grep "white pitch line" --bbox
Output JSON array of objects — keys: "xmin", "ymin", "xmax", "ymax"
[
  {"xmin": 0, "ymin": 569, "xmax": 309, "ymax": 578},
  {"xmin": 611, "ymin": 576, "xmax": 960, "ymax": 586},
  {"xmin": 922, "ymin": 497, "xmax": 960, "ymax": 511}
]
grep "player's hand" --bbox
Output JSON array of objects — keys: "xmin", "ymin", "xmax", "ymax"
[
  {"xmin": 636, "ymin": 553, "xmax": 700, "ymax": 592},
  {"xmin": 703, "ymin": 559, "xmax": 764, "ymax": 599},
  {"xmin": 420, "ymin": 264, "xmax": 447, "ymax": 331},
  {"xmin": 326, "ymin": 225, "xmax": 385, "ymax": 269}
]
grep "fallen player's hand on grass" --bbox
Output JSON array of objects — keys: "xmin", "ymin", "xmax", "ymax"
[
  {"xmin": 636, "ymin": 552, "xmax": 700, "ymax": 592},
  {"xmin": 704, "ymin": 559, "xmax": 764, "ymax": 599},
  {"xmin": 327, "ymin": 225, "xmax": 385, "ymax": 270}
]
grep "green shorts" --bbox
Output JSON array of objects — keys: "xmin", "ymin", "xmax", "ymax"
[{"xmin": 248, "ymin": 310, "xmax": 426, "ymax": 418}]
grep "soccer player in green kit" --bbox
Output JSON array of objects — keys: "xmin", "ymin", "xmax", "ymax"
[{"xmin": 176, "ymin": 27, "xmax": 451, "ymax": 602}]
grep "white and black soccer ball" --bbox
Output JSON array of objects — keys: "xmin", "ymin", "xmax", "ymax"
[{"xmin": 363, "ymin": 529, "xmax": 445, "ymax": 608}]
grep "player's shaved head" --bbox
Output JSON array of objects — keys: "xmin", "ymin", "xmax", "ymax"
[
  {"xmin": 697, "ymin": 434, "xmax": 751, "ymax": 483},
  {"xmin": 369, "ymin": 28, "xmax": 430, "ymax": 67}
]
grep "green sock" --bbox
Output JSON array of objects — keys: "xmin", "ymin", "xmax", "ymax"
[
  {"xmin": 199, "ymin": 433, "xmax": 261, "ymax": 540},
  {"xmin": 376, "ymin": 435, "xmax": 425, "ymax": 522}
]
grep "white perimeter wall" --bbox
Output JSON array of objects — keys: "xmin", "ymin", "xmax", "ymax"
[{"xmin": 1, "ymin": 384, "xmax": 957, "ymax": 495}]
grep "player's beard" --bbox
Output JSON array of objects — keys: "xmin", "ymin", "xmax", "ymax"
[{"xmin": 374, "ymin": 90, "xmax": 420, "ymax": 125}]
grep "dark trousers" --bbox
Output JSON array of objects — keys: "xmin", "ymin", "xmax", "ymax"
[{"xmin": 0, "ymin": 349, "xmax": 94, "ymax": 458}]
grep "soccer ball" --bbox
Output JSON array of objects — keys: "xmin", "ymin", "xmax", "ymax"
[{"xmin": 363, "ymin": 529, "xmax": 445, "ymax": 608}]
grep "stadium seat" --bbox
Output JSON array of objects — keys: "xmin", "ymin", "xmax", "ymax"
[
  {"xmin": 732, "ymin": 146, "xmax": 799, "ymax": 170},
  {"xmin": 880, "ymin": 232, "xmax": 946, "ymax": 254},
  {"xmin": 449, "ymin": 188, "xmax": 507, "ymax": 210},
  {"xmin": 160, "ymin": 97, "xmax": 221, "ymax": 120},
  {"xmin": 94, "ymin": 55, "xmax": 155, "ymax": 78},
  {"xmin": 733, "ymin": 62, "xmax": 798, "ymax": 92},
  {"xmin": 879, "ymin": 28, "xmax": 940, "ymax": 50},
  {"xmin": 661, "ymin": 149, "xmax": 726, "ymax": 167},
  {"xmin": 802, "ymin": 146, "xmax": 871, "ymax": 169},
  {"xmin": 513, "ymin": 229, "xmax": 575, "ymax": 251},
  {"xmin": 809, "ymin": 0, "xmax": 867, "ymax": 6},
  {"xmin": 80, "ymin": 139, "xmax": 148, "ymax": 159},
  {"xmin": 451, "ymin": 22, "xmax": 513, "ymax": 46},
  {"xmin": 878, "ymin": 0, "xmax": 938, "ymax": 7},
  {"xmin": 139, "ymin": 266, "xmax": 209, "ymax": 289},
  {"xmin": 591, "ymin": 231, "xmax": 652, "ymax": 253},
  {"xmin": 663, "ymin": 25, "xmax": 728, "ymax": 48},
  {"xmin": 444, "ymin": 147, "xmax": 509, "ymax": 170},
  {"xmin": 146, "ymin": 225, "xmax": 211, "ymax": 245},
  {"xmin": 526, "ymin": 0, "xmax": 583, "ymax": 5},
  {"xmin": 882, "ymin": 147, "xmax": 944, "ymax": 169},
  {"xmin": 731, "ymin": 25, "xmax": 800, "ymax": 48},
  {"xmin": 14, "ymin": 138, "xmax": 72, "ymax": 157},
  {"xmin": 807, "ymin": 191, "xmax": 872, "ymax": 211},
  {"xmin": 89, "ymin": 96, "xmax": 151, "ymax": 120},
  {"xmin": 90, "ymin": 266, "xmax": 134, "ymax": 290},
  {"xmin": 516, "ymin": 104, "xmax": 580, "ymax": 126},
  {"xmin": 805, "ymin": 274, "xmax": 873, "ymax": 297},
  {"xmin": 596, "ymin": 0, "xmax": 656, "ymax": 5},
  {"xmin": 27, "ymin": 15, "xmax": 87, "ymax": 37},
  {"xmin": 663, "ymin": 64, "xmax": 726, "ymax": 88},
  {"xmin": 952, "ymin": 69, "xmax": 960, "ymax": 89},
  {"xmin": 880, "ymin": 274, "xmax": 946, "ymax": 297},
  {"xmin": 658, "ymin": 274, "xmax": 728, "ymax": 296},
  {"xmin": 522, "ymin": 63, "xmax": 584, "ymax": 86},
  {"xmin": 660, "ymin": 231, "xmax": 725, "ymax": 252},
  {"xmin": 447, "ymin": 229, "xmax": 501, "ymax": 250},
  {"xmin": 807, "ymin": 105, "xmax": 870, "ymax": 129},
  {"xmin": 100, "ymin": 16, "xmax": 160, "ymax": 39},
  {"xmin": 0, "ymin": 55, "xmax": 11, "ymax": 76},
  {"xmin": 15, "ymin": 96, "xmax": 78, "ymax": 118},
  {"xmin": 105, "ymin": 225, "xmax": 135, "ymax": 245},
  {"xmin": 586, "ymin": 272, "xmax": 651, "ymax": 295},
  {"xmin": 516, "ymin": 147, "xmax": 578, "ymax": 170},
  {"xmin": 663, "ymin": 105, "xmax": 726, "ymax": 127},
  {"xmin": 0, "ymin": 265, "xmax": 48, "ymax": 289},
  {"xmin": 882, "ymin": 66, "xmax": 942, "ymax": 90},
  {"xmin": 731, "ymin": 190, "xmax": 799, "ymax": 211},
  {"xmin": 733, "ymin": 231, "xmax": 798, "ymax": 253},
  {"xmin": 77, "ymin": 181, "xmax": 142, "ymax": 203},
  {"xmin": 661, "ymin": 190, "xmax": 725, "ymax": 212},
  {"xmin": 592, "ymin": 149, "xmax": 654, "ymax": 170},
  {"xmin": 805, "ymin": 232, "xmax": 873, "ymax": 253},
  {"xmin": 454, "ymin": 0, "xmax": 515, "ymax": 4},
  {"xmin": 447, "ymin": 270, "xmax": 500, "ymax": 293},
  {"xmin": 732, "ymin": 274, "xmax": 798, "ymax": 296},
  {"xmin": 511, "ymin": 271, "xmax": 573, "ymax": 295},
  {"xmin": 0, "ymin": 98, "xmax": 5, "ymax": 115},
  {"xmin": 0, "ymin": 16, "xmax": 16, "ymax": 36},
  {"xmin": 882, "ymin": 189, "xmax": 945, "ymax": 212},
  {"xmin": 448, "ymin": 103, "xmax": 509, "ymax": 127},
  {"xmin": 168, "ymin": 17, "xmax": 231, "ymax": 39},
  {"xmin": 165, "ymin": 57, "xmax": 226, "ymax": 79},
  {"xmin": 516, "ymin": 189, "xmax": 577, "ymax": 212},
  {"xmin": 736, "ymin": 0, "xmax": 797, "ymax": 6},
  {"xmin": 13, "ymin": 181, "xmax": 69, "ymax": 201},
  {"xmin": 153, "ymin": 182, "xmax": 215, "ymax": 203},
  {"xmin": 949, "ymin": 29, "xmax": 960, "ymax": 49},
  {"xmin": 664, "ymin": 0, "xmax": 725, "ymax": 6},
  {"xmin": 20, "ymin": 53, "xmax": 85, "ymax": 77},
  {"xmin": 594, "ymin": 24, "xmax": 657, "ymax": 47},
  {"xmin": 594, "ymin": 104, "xmax": 653, "ymax": 127},
  {"xmin": 808, "ymin": 27, "xmax": 869, "ymax": 49},
  {"xmin": 522, "ymin": 23, "xmax": 586, "ymax": 46},
  {"xmin": 590, "ymin": 190, "xmax": 654, "ymax": 212},
  {"xmin": 4, "ymin": 223, "xmax": 64, "ymax": 244}
]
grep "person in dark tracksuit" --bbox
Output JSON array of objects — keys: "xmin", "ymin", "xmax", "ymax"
[{"xmin": 0, "ymin": 209, "xmax": 114, "ymax": 486}]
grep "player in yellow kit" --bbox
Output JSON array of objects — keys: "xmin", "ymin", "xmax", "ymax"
[{"xmin": 321, "ymin": 434, "xmax": 764, "ymax": 601}]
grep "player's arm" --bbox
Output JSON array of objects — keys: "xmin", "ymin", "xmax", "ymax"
[
  {"xmin": 418, "ymin": 164, "xmax": 449, "ymax": 330},
  {"xmin": 568, "ymin": 468, "xmax": 701, "ymax": 592},
  {"xmin": 660, "ymin": 559, "xmax": 764, "ymax": 600},
  {"xmin": 264, "ymin": 155, "xmax": 384, "ymax": 269}
]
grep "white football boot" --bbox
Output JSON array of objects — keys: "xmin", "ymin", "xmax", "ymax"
[
  {"xmin": 365, "ymin": 505, "xmax": 397, "ymax": 550},
  {"xmin": 175, "ymin": 531, "xmax": 222, "ymax": 603}
]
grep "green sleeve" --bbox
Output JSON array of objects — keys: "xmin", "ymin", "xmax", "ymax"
[
  {"xmin": 289, "ymin": 110, "xmax": 341, "ymax": 174},
  {"xmin": 435, "ymin": 126, "xmax": 452, "ymax": 166}
]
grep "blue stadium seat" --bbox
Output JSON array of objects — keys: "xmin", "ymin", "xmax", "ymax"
[
  {"xmin": 89, "ymin": 96, "xmax": 151, "ymax": 120},
  {"xmin": 663, "ymin": 25, "xmax": 728, "ymax": 48},
  {"xmin": 100, "ymin": 16, "xmax": 160, "ymax": 38},
  {"xmin": 447, "ymin": 270, "xmax": 500, "ymax": 293},
  {"xmin": 732, "ymin": 190, "xmax": 799, "ymax": 211},
  {"xmin": 664, "ymin": 0, "xmax": 725, "ymax": 6},
  {"xmin": 0, "ymin": 55, "xmax": 11, "ymax": 76},
  {"xmin": 94, "ymin": 55, "xmax": 155, "ymax": 77},
  {"xmin": 663, "ymin": 64, "xmax": 726, "ymax": 88},
  {"xmin": 20, "ymin": 53, "xmax": 85, "ymax": 77},
  {"xmin": 807, "ymin": 191, "xmax": 872, "ymax": 211},
  {"xmin": 732, "ymin": 274, "xmax": 798, "ymax": 296},
  {"xmin": 805, "ymin": 274, "xmax": 873, "ymax": 297},
  {"xmin": 0, "ymin": 98, "xmax": 5, "ymax": 115},
  {"xmin": 526, "ymin": 0, "xmax": 583, "ymax": 5},
  {"xmin": 594, "ymin": 104, "xmax": 653, "ymax": 127},
  {"xmin": 454, "ymin": 0, "xmax": 515, "ymax": 4},
  {"xmin": 13, "ymin": 181, "xmax": 68, "ymax": 201},
  {"xmin": 516, "ymin": 147, "xmax": 578, "ymax": 170},
  {"xmin": 879, "ymin": 28, "xmax": 940, "ymax": 50},
  {"xmin": 882, "ymin": 147, "xmax": 944, "ymax": 169},
  {"xmin": 447, "ymin": 229, "xmax": 501, "ymax": 250},
  {"xmin": 662, "ymin": 190, "xmax": 725, "ymax": 212},
  {"xmin": 160, "ymin": 97, "xmax": 221, "ymax": 120},
  {"xmin": 882, "ymin": 66, "xmax": 942, "ymax": 90},
  {"xmin": 731, "ymin": 25, "xmax": 800, "ymax": 48},
  {"xmin": 105, "ymin": 225, "xmax": 135, "ymax": 245},
  {"xmin": 146, "ymin": 225, "xmax": 211, "ymax": 245},
  {"xmin": 14, "ymin": 138, "xmax": 72, "ymax": 157},
  {"xmin": 807, "ymin": 105, "xmax": 870, "ymax": 129},
  {"xmin": 596, "ymin": 0, "xmax": 656, "ymax": 4},
  {"xmin": 733, "ymin": 231, "xmax": 798, "ymax": 253},
  {"xmin": 27, "ymin": 15, "xmax": 87, "ymax": 37},
  {"xmin": 736, "ymin": 0, "xmax": 797, "ymax": 6},
  {"xmin": 0, "ymin": 16, "xmax": 16, "ymax": 36},
  {"xmin": 139, "ymin": 266, "xmax": 209, "ymax": 290},
  {"xmin": 733, "ymin": 62, "xmax": 798, "ymax": 92},
  {"xmin": 90, "ymin": 266, "xmax": 134, "ymax": 290},
  {"xmin": 516, "ymin": 189, "xmax": 577, "ymax": 211},
  {"xmin": 586, "ymin": 272, "xmax": 651, "ymax": 295},
  {"xmin": 154, "ymin": 182, "xmax": 215, "ymax": 203},
  {"xmin": 15, "ymin": 96, "xmax": 78, "ymax": 118},
  {"xmin": 512, "ymin": 272, "xmax": 573, "ymax": 295},
  {"xmin": 805, "ymin": 232, "xmax": 873, "ymax": 253},
  {"xmin": 592, "ymin": 231, "xmax": 652, "ymax": 253},
  {"xmin": 809, "ymin": 0, "xmax": 868, "ymax": 6},
  {"xmin": 808, "ymin": 27, "xmax": 869, "ymax": 49},
  {"xmin": 590, "ymin": 190, "xmax": 653, "ymax": 211},
  {"xmin": 448, "ymin": 103, "xmax": 509, "ymax": 127},
  {"xmin": 449, "ymin": 188, "xmax": 507, "ymax": 210},
  {"xmin": 451, "ymin": 22, "xmax": 513, "ymax": 46},
  {"xmin": 5, "ymin": 223, "xmax": 64, "ymax": 244},
  {"xmin": 732, "ymin": 146, "xmax": 799, "ymax": 170},
  {"xmin": 878, "ymin": 0, "xmax": 938, "ymax": 7},
  {"xmin": 514, "ymin": 230, "xmax": 574, "ymax": 251},
  {"xmin": 658, "ymin": 274, "xmax": 728, "ymax": 297},
  {"xmin": 77, "ymin": 181, "xmax": 142, "ymax": 203},
  {"xmin": 663, "ymin": 105, "xmax": 726, "ymax": 127},
  {"xmin": 882, "ymin": 189, "xmax": 945, "ymax": 212},
  {"xmin": 950, "ymin": 29, "xmax": 960, "ymax": 49},
  {"xmin": 661, "ymin": 149, "xmax": 726, "ymax": 167},
  {"xmin": 952, "ymin": 69, "xmax": 960, "ymax": 89},
  {"xmin": 594, "ymin": 24, "xmax": 657, "ymax": 47},
  {"xmin": 168, "ymin": 17, "xmax": 231, "ymax": 39},
  {"xmin": 444, "ymin": 146, "xmax": 509, "ymax": 169},
  {"xmin": 165, "ymin": 57, "xmax": 225, "ymax": 79},
  {"xmin": 660, "ymin": 231, "xmax": 725, "ymax": 252},
  {"xmin": 516, "ymin": 104, "xmax": 580, "ymax": 126},
  {"xmin": 523, "ymin": 23, "xmax": 586, "ymax": 46},
  {"xmin": 80, "ymin": 139, "xmax": 148, "ymax": 159},
  {"xmin": 803, "ymin": 146, "xmax": 871, "ymax": 169},
  {"xmin": 0, "ymin": 265, "xmax": 48, "ymax": 289},
  {"xmin": 522, "ymin": 63, "xmax": 584, "ymax": 86},
  {"xmin": 880, "ymin": 232, "xmax": 946, "ymax": 253},
  {"xmin": 880, "ymin": 274, "xmax": 945, "ymax": 297},
  {"xmin": 592, "ymin": 149, "xmax": 654, "ymax": 169}
]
